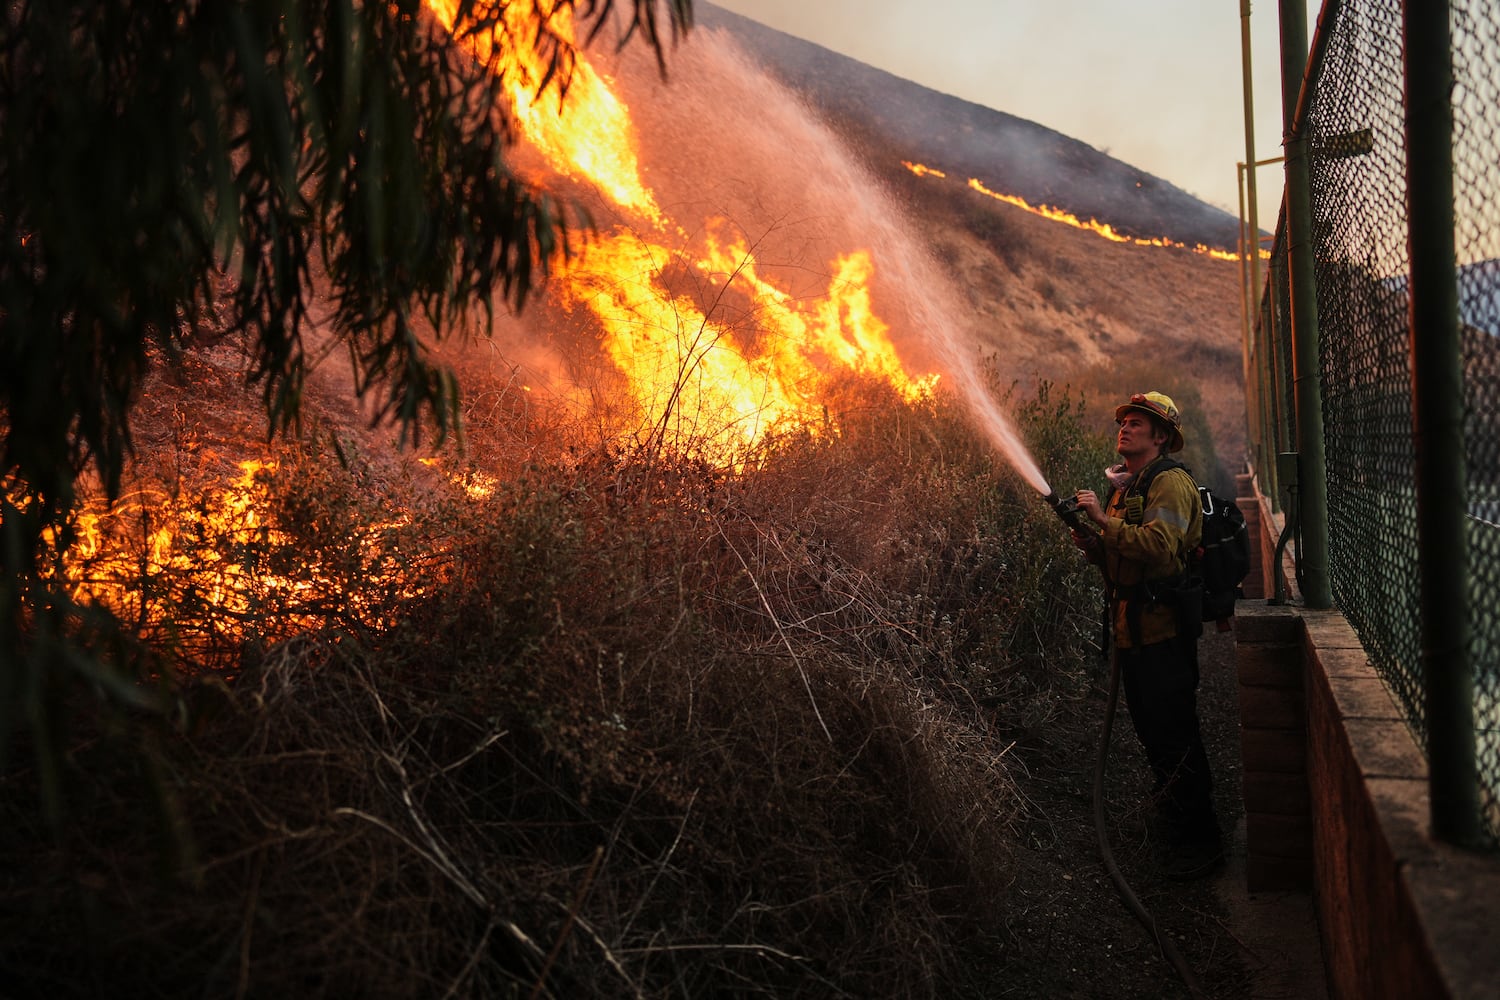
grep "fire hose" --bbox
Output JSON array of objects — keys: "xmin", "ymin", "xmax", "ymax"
[{"xmin": 1043, "ymin": 489, "xmax": 1207, "ymax": 1000}]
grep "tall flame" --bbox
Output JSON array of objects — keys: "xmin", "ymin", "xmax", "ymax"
[
  {"xmin": 425, "ymin": 1, "xmax": 937, "ymax": 459},
  {"xmin": 426, "ymin": 0, "xmax": 665, "ymax": 226},
  {"xmin": 58, "ymin": 8, "xmax": 1113, "ymax": 642}
]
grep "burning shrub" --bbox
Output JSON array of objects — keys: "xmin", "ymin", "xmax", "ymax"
[
  {"xmin": 54, "ymin": 439, "xmax": 455, "ymax": 675},
  {"xmin": 3, "ymin": 379, "xmax": 1123, "ymax": 998}
]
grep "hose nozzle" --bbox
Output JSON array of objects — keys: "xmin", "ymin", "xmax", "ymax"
[{"xmin": 1042, "ymin": 490, "xmax": 1089, "ymax": 534}]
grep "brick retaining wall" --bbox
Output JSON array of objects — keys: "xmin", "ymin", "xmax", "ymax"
[{"xmin": 1234, "ymin": 480, "xmax": 1500, "ymax": 1000}]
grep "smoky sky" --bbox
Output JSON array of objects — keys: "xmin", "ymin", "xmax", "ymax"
[{"xmin": 706, "ymin": 0, "xmax": 1313, "ymax": 234}]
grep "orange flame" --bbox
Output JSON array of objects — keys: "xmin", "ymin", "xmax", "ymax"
[
  {"xmin": 904, "ymin": 162, "xmax": 946, "ymax": 179},
  {"xmin": 562, "ymin": 225, "xmax": 937, "ymax": 454},
  {"xmin": 425, "ymin": 0, "xmax": 663, "ymax": 226},
  {"xmin": 59, "ymin": 456, "xmax": 484, "ymax": 652},
  {"xmin": 62, "ymin": 461, "xmax": 310, "ymax": 633},
  {"xmin": 52, "ymin": 7, "xmax": 949, "ymax": 642},
  {"xmin": 420, "ymin": 1, "xmax": 937, "ymax": 460},
  {"xmin": 903, "ymin": 161, "xmax": 1252, "ymax": 263}
]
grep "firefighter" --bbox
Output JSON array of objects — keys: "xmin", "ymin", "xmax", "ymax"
[{"xmin": 1073, "ymin": 391, "xmax": 1224, "ymax": 880}]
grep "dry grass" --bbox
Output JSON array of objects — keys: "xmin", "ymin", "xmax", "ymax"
[{"xmin": 2, "ymin": 371, "xmax": 1127, "ymax": 999}]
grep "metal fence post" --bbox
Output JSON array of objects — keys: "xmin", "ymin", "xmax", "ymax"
[
  {"xmin": 1241, "ymin": 1, "xmax": 1264, "ymax": 480},
  {"xmin": 1403, "ymin": 0, "xmax": 1479, "ymax": 846},
  {"xmin": 1281, "ymin": 0, "xmax": 1333, "ymax": 608}
]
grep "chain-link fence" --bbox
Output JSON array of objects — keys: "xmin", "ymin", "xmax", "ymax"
[{"xmin": 1248, "ymin": 0, "xmax": 1500, "ymax": 846}]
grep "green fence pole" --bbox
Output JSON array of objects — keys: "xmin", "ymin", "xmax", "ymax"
[
  {"xmin": 1281, "ymin": 0, "xmax": 1332, "ymax": 608},
  {"xmin": 1238, "ymin": 163, "xmax": 1257, "ymax": 475},
  {"xmin": 1240, "ymin": 0, "xmax": 1263, "ymax": 479},
  {"xmin": 1404, "ymin": 0, "xmax": 1479, "ymax": 847}
]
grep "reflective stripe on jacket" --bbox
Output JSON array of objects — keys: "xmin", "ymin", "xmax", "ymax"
[{"xmin": 1103, "ymin": 459, "xmax": 1203, "ymax": 648}]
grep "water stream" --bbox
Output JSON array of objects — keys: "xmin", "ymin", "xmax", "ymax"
[{"xmin": 524, "ymin": 20, "xmax": 1055, "ymax": 494}]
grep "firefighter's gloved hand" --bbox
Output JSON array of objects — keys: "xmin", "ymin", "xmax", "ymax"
[{"xmin": 1073, "ymin": 488, "xmax": 1107, "ymax": 528}]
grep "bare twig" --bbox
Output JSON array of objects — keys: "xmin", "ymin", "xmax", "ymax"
[
  {"xmin": 620, "ymin": 788, "xmax": 697, "ymax": 940},
  {"xmin": 437, "ymin": 727, "xmax": 511, "ymax": 776},
  {"xmin": 711, "ymin": 520, "xmax": 832, "ymax": 743},
  {"xmin": 616, "ymin": 941, "xmax": 811, "ymax": 962},
  {"xmin": 330, "ymin": 807, "xmax": 488, "ymax": 910},
  {"xmin": 235, "ymin": 848, "xmax": 265, "ymax": 1000},
  {"xmin": 440, "ymin": 917, "xmax": 496, "ymax": 1000},
  {"xmin": 563, "ymin": 914, "xmax": 645, "ymax": 999},
  {"xmin": 529, "ymin": 845, "xmax": 606, "ymax": 1000}
]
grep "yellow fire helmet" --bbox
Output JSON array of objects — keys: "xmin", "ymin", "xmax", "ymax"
[{"xmin": 1115, "ymin": 391, "xmax": 1185, "ymax": 453}]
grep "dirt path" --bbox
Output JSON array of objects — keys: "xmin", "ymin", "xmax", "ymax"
[
  {"xmin": 992, "ymin": 624, "xmax": 1329, "ymax": 998},
  {"xmin": 1200, "ymin": 625, "xmax": 1329, "ymax": 1000}
]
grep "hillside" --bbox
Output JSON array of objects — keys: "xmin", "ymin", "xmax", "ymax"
[
  {"xmin": 693, "ymin": 4, "xmax": 1250, "ymax": 486},
  {"xmin": 696, "ymin": 5, "xmax": 1242, "ymax": 251}
]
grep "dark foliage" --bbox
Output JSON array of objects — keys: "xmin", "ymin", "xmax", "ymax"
[{"xmin": 0, "ymin": 0, "xmax": 691, "ymax": 810}]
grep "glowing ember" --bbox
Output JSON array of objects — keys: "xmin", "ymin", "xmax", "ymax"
[{"xmin": 422, "ymin": 456, "xmax": 499, "ymax": 500}]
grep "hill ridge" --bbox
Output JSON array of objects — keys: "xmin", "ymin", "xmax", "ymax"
[{"xmin": 698, "ymin": 2, "xmax": 1243, "ymax": 252}]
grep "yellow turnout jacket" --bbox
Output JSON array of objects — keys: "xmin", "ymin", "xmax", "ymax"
[{"xmin": 1101, "ymin": 457, "xmax": 1203, "ymax": 648}]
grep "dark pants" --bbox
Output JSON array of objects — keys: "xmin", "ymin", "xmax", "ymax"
[{"xmin": 1117, "ymin": 636, "xmax": 1220, "ymax": 847}]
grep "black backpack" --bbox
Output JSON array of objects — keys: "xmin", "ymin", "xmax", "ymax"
[{"xmin": 1132, "ymin": 460, "xmax": 1251, "ymax": 630}]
